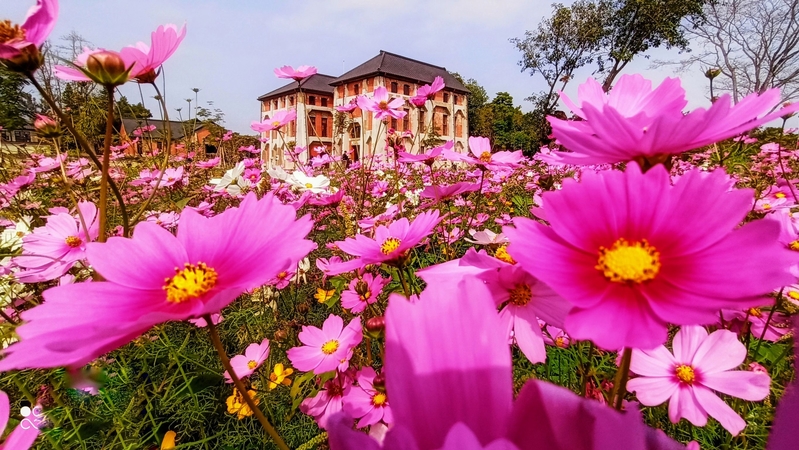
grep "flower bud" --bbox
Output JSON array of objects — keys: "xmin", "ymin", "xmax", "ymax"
[
  {"xmin": 781, "ymin": 102, "xmax": 795, "ymax": 120},
  {"xmin": 372, "ymin": 372, "xmax": 386, "ymax": 393},
  {"xmin": 364, "ymin": 316, "xmax": 385, "ymax": 339},
  {"xmin": 704, "ymin": 68, "xmax": 721, "ymax": 79},
  {"xmin": 2, "ymin": 43, "xmax": 44, "ymax": 74},
  {"xmin": 83, "ymin": 51, "xmax": 131, "ymax": 87},
  {"xmin": 33, "ymin": 114, "xmax": 61, "ymax": 139}
]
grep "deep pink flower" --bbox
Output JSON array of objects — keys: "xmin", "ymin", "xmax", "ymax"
[
  {"xmin": 274, "ymin": 65, "xmax": 317, "ymax": 81},
  {"xmin": 0, "ymin": 391, "xmax": 39, "ymax": 450},
  {"xmin": 251, "ymin": 109, "xmax": 297, "ymax": 133},
  {"xmin": 443, "ymin": 136, "xmax": 523, "ymax": 169},
  {"xmin": 224, "ymin": 338, "xmax": 270, "ymax": 383},
  {"xmin": 327, "ymin": 277, "xmax": 685, "ymax": 450},
  {"xmin": 195, "ymin": 157, "xmax": 220, "ymax": 169},
  {"xmin": 287, "ymin": 315, "xmax": 362, "ymax": 374},
  {"xmin": 342, "ymin": 367, "xmax": 393, "ymax": 428},
  {"xmin": 0, "ymin": 193, "xmax": 315, "ymax": 370},
  {"xmin": 419, "ymin": 181, "xmax": 480, "ymax": 203},
  {"xmin": 301, "ymin": 372, "xmax": 352, "ymax": 429},
  {"xmin": 769, "ymin": 318, "xmax": 799, "ymax": 450},
  {"xmin": 504, "ymin": 164, "xmax": 798, "ymax": 350},
  {"xmin": 331, "ymin": 211, "xmax": 441, "ymax": 273},
  {"xmin": 627, "ymin": 325, "xmax": 770, "ymax": 435},
  {"xmin": 546, "ymin": 74, "xmax": 799, "ymax": 165},
  {"xmin": 397, "ymin": 140, "xmax": 452, "ymax": 165},
  {"xmin": 357, "ymin": 87, "xmax": 407, "ymax": 121},
  {"xmin": 14, "ymin": 202, "xmax": 98, "ymax": 282},
  {"xmin": 341, "ymin": 273, "xmax": 389, "ymax": 313},
  {"xmin": 0, "ymin": 0, "xmax": 58, "ymax": 60},
  {"xmin": 119, "ymin": 24, "xmax": 186, "ymax": 83},
  {"xmin": 415, "ymin": 76, "xmax": 445, "ymax": 101}
]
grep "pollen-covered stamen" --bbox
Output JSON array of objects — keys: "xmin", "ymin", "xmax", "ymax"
[
  {"xmin": 508, "ymin": 284, "xmax": 532, "ymax": 306},
  {"xmin": 65, "ymin": 236, "xmax": 83, "ymax": 248},
  {"xmin": 272, "ymin": 121, "xmax": 281, "ymax": 127},
  {"xmin": 790, "ymin": 240, "xmax": 799, "ymax": 251},
  {"xmin": 378, "ymin": 101, "xmax": 389, "ymax": 110},
  {"xmin": 675, "ymin": 364, "xmax": 695, "ymax": 384},
  {"xmin": 789, "ymin": 291, "xmax": 799, "ymax": 301},
  {"xmin": 0, "ymin": 20, "xmax": 26, "ymax": 44},
  {"xmin": 372, "ymin": 392, "xmax": 388, "ymax": 407},
  {"xmin": 748, "ymin": 307, "xmax": 763, "ymax": 318},
  {"xmin": 596, "ymin": 238, "xmax": 661, "ymax": 283},
  {"xmin": 247, "ymin": 360, "xmax": 258, "ymax": 370},
  {"xmin": 163, "ymin": 262, "xmax": 218, "ymax": 303},
  {"xmin": 776, "ymin": 192, "xmax": 786, "ymax": 199},
  {"xmin": 554, "ymin": 336, "xmax": 567, "ymax": 348},
  {"xmin": 321, "ymin": 340, "xmax": 340, "ymax": 355},
  {"xmin": 380, "ymin": 237, "xmax": 402, "ymax": 255},
  {"xmin": 495, "ymin": 245, "xmax": 516, "ymax": 264},
  {"xmin": 355, "ymin": 280, "xmax": 371, "ymax": 301},
  {"xmin": 305, "ymin": 183, "xmax": 313, "ymax": 189},
  {"xmin": 479, "ymin": 151, "xmax": 492, "ymax": 163}
]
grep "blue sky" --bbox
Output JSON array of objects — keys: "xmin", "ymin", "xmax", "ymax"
[{"xmin": 7, "ymin": 0, "xmax": 719, "ymax": 133}]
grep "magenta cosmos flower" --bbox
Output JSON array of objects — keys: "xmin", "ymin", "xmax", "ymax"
[
  {"xmin": 302, "ymin": 372, "xmax": 352, "ymax": 430},
  {"xmin": 341, "ymin": 273, "xmax": 389, "ymax": 313},
  {"xmin": 119, "ymin": 23, "xmax": 186, "ymax": 83},
  {"xmin": 504, "ymin": 164, "xmax": 798, "ymax": 350},
  {"xmin": 14, "ymin": 201, "xmax": 98, "ymax": 283},
  {"xmin": 224, "ymin": 338, "xmax": 270, "ymax": 383},
  {"xmin": 330, "ymin": 211, "xmax": 441, "ymax": 274},
  {"xmin": 546, "ymin": 74, "xmax": 799, "ymax": 166},
  {"xmin": 287, "ymin": 315, "xmax": 362, "ymax": 375},
  {"xmin": 251, "ymin": 109, "xmax": 297, "ymax": 133},
  {"xmin": 342, "ymin": 367, "xmax": 393, "ymax": 428},
  {"xmin": 327, "ymin": 277, "xmax": 685, "ymax": 450},
  {"xmin": 769, "ymin": 319, "xmax": 799, "ymax": 450},
  {"xmin": 357, "ymin": 87, "xmax": 407, "ymax": 121},
  {"xmin": 0, "ymin": 0, "xmax": 58, "ymax": 60},
  {"xmin": 419, "ymin": 181, "xmax": 481, "ymax": 203},
  {"xmin": 414, "ymin": 76, "xmax": 445, "ymax": 102},
  {"xmin": 627, "ymin": 325, "xmax": 770, "ymax": 436},
  {"xmin": 398, "ymin": 140, "xmax": 452, "ymax": 165},
  {"xmin": 0, "ymin": 193, "xmax": 315, "ymax": 370},
  {"xmin": 274, "ymin": 65, "xmax": 317, "ymax": 81},
  {"xmin": 444, "ymin": 136, "xmax": 523, "ymax": 169},
  {"xmin": 0, "ymin": 391, "xmax": 39, "ymax": 450}
]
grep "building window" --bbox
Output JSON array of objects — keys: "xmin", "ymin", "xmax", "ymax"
[
  {"xmin": 454, "ymin": 95, "xmax": 459, "ymax": 105},
  {"xmin": 350, "ymin": 123, "xmax": 361, "ymax": 138},
  {"xmin": 354, "ymin": 83, "xmax": 360, "ymax": 95},
  {"xmin": 403, "ymin": 84, "xmax": 410, "ymax": 95},
  {"xmin": 289, "ymin": 96, "xmax": 295, "ymax": 106},
  {"xmin": 309, "ymin": 95, "xmax": 316, "ymax": 106},
  {"xmin": 321, "ymin": 97, "xmax": 328, "ymax": 107},
  {"xmin": 390, "ymin": 81, "xmax": 398, "ymax": 93},
  {"xmin": 280, "ymin": 98, "xmax": 285, "ymax": 108},
  {"xmin": 443, "ymin": 92, "xmax": 450, "ymax": 102},
  {"xmin": 308, "ymin": 114, "xmax": 316, "ymax": 134},
  {"xmin": 321, "ymin": 117, "xmax": 329, "ymax": 137},
  {"xmin": 419, "ymin": 110, "xmax": 426, "ymax": 130},
  {"xmin": 390, "ymin": 117, "xmax": 398, "ymax": 130},
  {"xmin": 402, "ymin": 110, "xmax": 409, "ymax": 131},
  {"xmin": 442, "ymin": 114, "xmax": 449, "ymax": 135}
]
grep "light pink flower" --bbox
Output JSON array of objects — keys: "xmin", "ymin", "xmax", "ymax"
[
  {"xmin": 53, "ymin": 46, "xmax": 137, "ymax": 83},
  {"xmin": 357, "ymin": 87, "xmax": 407, "ymax": 121},
  {"xmin": 415, "ymin": 76, "xmax": 445, "ymax": 101},
  {"xmin": 465, "ymin": 229, "xmax": 509, "ymax": 246},
  {"xmin": 342, "ymin": 367, "xmax": 393, "ymax": 428},
  {"xmin": 119, "ymin": 24, "xmax": 186, "ymax": 83},
  {"xmin": 0, "ymin": 0, "xmax": 58, "ymax": 60},
  {"xmin": 188, "ymin": 313, "xmax": 222, "ymax": 328},
  {"xmin": 443, "ymin": 136, "xmax": 523, "ymax": 169},
  {"xmin": 336, "ymin": 102, "xmax": 358, "ymax": 113},
  {"xmin": 341, "ymin": 273, "xmax": 389, "ymax": 313},
  {"xmin": 287, "ymin": 315, "xmax": 362, "ymax": 374},
  {"xmin": 274, "ymin": 65, "xmax": 317, "ymax": 81},
  {"xmin": 155, "ymin": 166, "xmax": 184, "ymax": 187},
  {"xmin": 251, "ymin": 109, "xmax": 297, "ymax": 133},
  {"xmin": 627, "ymin": 325, "xmax": 771, "ymax": 435},
  {"xmin": 397, "ymin": 140, "xmax": 452, "ymax": 165},
  {"xmin": 224, "ymin": 338, "xmax": 270, "ymax": 383},
  {"xmin": 195, "ymin": 157, "xmax": 220, "ymax": 169},
  {"xmin": 419, "ymin": 182, "xmax": 481, "ymax": 203},
  {"xmin": 0, "ymin": 193, "xmax": 315, "ymax": 370},
  {"xmin": 546, "ymin": 74, "xmax": 799, "ymax": 165},
  {"xmin": 301, "ymin": 372, "xmax": 352, "ymax": 429},
  {"xmin": 504, "ymin": 164, "xmax": 798, "ymax": 350},
  {"xmin": 0, "ymin": 391, "xmax": 39, "ymax": 450}
]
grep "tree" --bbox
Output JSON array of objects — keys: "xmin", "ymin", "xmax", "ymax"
[
  {"xmin": 0, "ymin": 66, "xmax": 36, "ymax": 130},
  {"xmin": 116, "ymin": 96, "xmax": 152, "ymax": 119},
  {"xmin": 675, "ymin": 0, "xmax": 799, "ymax": 103},
  {"xmin": 452, "ymin": 73, "xmax": 490, "ymax": 138}
]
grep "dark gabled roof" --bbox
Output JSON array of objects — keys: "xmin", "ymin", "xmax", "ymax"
[
  {"xmin": 330, "ymin": 51, "xmax": 468, "ymax": 93},
  {"xmin": 257, "ymin": 74, "xmax": 337, "ymax": 101},
  {"xmin": 120, "ymin": 118, "xmax": 203, "ymax": 141}
]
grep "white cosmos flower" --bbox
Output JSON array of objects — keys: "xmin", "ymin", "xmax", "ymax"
[
  {"xmin": 0, "ymin": 217, "xmax": 32, "ymax": 253},
  {"xmin": 267, "ymin": 166, "xmax": 292, "ymax": 181},
  {"xmin": 464, "ymin": 229, "xmax": 509, "ymax": 245},
  {"xmin": 210, "ymin": 162, "xmax": 251, "ymax": 196},
  {"xmin": 288, "ymin": 171, "xmax": 330, "ymax": 194}
]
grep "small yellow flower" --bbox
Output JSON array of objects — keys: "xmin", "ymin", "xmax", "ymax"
[
  {"xmin": 314, "ymin": 287, "xmax": 335, "ymax": 303},
  {"xmin": 226, "ymin": 388, "xmax": 260, "ymax": 420},
  {"xmin": 269, "ymin": 363, "xmax": 294, "ymax": 390},
  {"xmin": 161, "ymin": 430, "xmax": 177, "ymax": 450}
]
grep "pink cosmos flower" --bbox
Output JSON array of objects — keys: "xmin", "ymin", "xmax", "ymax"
[
  {"xmin": 336, "ymin": 102, "xmax": 358, "ymax": 113},
  {"xmin": 627, "ymin": 325, "xmax": 771, "ymax": 435},
  {"xmin": 357, "ymin": 87, "xmax": 407, "ymax": 121},
  {"xmin": 274, "ymin": 65, "xmax": 317, "ymax": 81},
  {"xmin": 30, "ymin": 154, "xmax": 66, "ymax": 173},
  {"xmin": 546, "ymin": 74, "xmax": 799, "ymax": 165},
  {"xmin": 14, "ymin": 202, "xmax": 98, "ymax": 282},
  {"xmin": 327, "ymin": 277, "xmax": 684, "ymax": 450},
  {"xmin": 0, "ymin": 193, "xmax": 315, "ymax": 370},
  {"xmin": 504, "ymin": 164, "xmax": 798, "ymax": 350},
  {"xmin": 342, "ymin": 367, "xmax": 393, "ymax": 428},
  {"xmin": 302, "ymin": 372, "xmax": 352, "ymax": 429},
  {"xmin": 251, "ymin": 109, "xmax": 297, "ymax": 133},
  {"xmin": 419, "ymin": 181, "xmax": 480, "ymax": 203},
  {"xmin": 188, "ymin": 313, "xmax": 222, "ymax": 328},
  {"xmin": 195, "ymin": 157, "xmax": 220, "ymax": 169},
  {"xmin": 223, "ymin": 338, "xmax": 270, "ymax": 383},
  {"xmin": 341, "ymin": 273, "xmax": 389, "ymax": 313},
  {"xmin": 0, "ymin": 391, "xmax": 39, "ymax": 450},
  {"xmin": 54, "ymin": 46, "xmax": 137, "ymax": 83},
  {"xmin": 238, "ymin": 145, "xmax": 259, "ymax": 154},
  {"xmin": 145, "ymin": 211, "xmax": 179, "ymax": 230},
  {"xmin": 119, "ymin": 24, "xmax": 186, "ymax": 83},
  {"xmin": 465, "ymin": 229, "xmax": 509, "ymax": 246},
  {"xmin": 307, "ymin": 190, "xmax": 345, "ymax": 207},
  {"xmin": 330, "ymin": 211, "xmax": 441, "ymax": 274},
  {"xmin": 769, "ymin": 318, "xmax": 799, "ymax": 450},
  {"xmin": 414, "ymin": 76, "xmax": 445, "ymax": 102},
  {"xmin": 443, "ymin": 136, "xmax": 523, "ymax": 169},
  {"xmin": 155, "ymin": 166, "xmax": 184, "ymax": 187},
  {"xmin": 287, "ymin": 315, "xmax": 363, "ymax": 374},
  {"xmin": 397, "ymin": 140, "xmax": 452, "ymax": 165},
  {"xmin": 0, "ymin": 0, "xmax": 58, "ymax": 60}
]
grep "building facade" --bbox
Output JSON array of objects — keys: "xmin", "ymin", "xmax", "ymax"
[{"xmin": 257, "ymin": 51, "xmax": 469, "ymax": 167}]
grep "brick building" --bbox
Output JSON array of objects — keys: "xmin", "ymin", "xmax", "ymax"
[{"xmin": 257, "ymin": 51, "xmax": 469, "ymax": 167}]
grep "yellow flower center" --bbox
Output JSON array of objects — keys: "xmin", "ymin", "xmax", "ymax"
[
  {"xmin": 247, "ymin": 360, "xmax": 258, "ymax": 370},
  {"xmin": 508, "ymin": 284, "xmax": 532, "ymax": 306},
  {"xmin": 763, "ymin": 203, "xmax": 772, "ymax": 210},
  {"xmin": 675, "ymin": 364, "xmax": 695, "ymax": 384},
  {"xmin": 380, "ymin": 237, "xmax": 402, "ymax": 255},
  {"xmin": 305, "ymin": 183, "xmax": 313, "ymax": 189},
  {"xmin": 163, "ymin": 262, "xmax": 218, "ymax": 303},
  {"xmin": 776, "ymin": 192, "xmax": 786, "ymax": 198},
  {"xmin": 272, "ymin": 121, "xmax": 281, "ymax": 127},
  {"xmin": 277, "ymin": 271, "xmax": 288, "ymax": 279},
  {"xmin": 479, "ymin": 151, "xmax": 492, "ymax": 163},
  {"xmin": 321, "ymin": 340, "xmax": 340, "ymax": 355},
  {"xmin": 555, "ymin": 336, "xmax": 567, "ymax": 348},
  {"xmin": 65, "ymin": 235, "xmax": 83, "ymax": 248},
  {"xmin": 748, "ymin": 308, "xmax": 762, "ymax": 318},
  {"xmin": 378, "ymin": 101, "xmax": 389, "ymax": 110},
  {"xmin": 495, "ymin": 245, "xmax": 516, "ymax": 264},
  {"xmin": 789, "ymin": 291, "xmax": 799, "ymax": 300},
  {"xmin": 372, "ymin": 392, "xmax": 388, "ymax": 406},
  {"xmin": 789, "ymin": 240, "xmax": 799, "ymax": 251},
  {"xmin": 0, "ymin": 20, "xmax": 26, "ymax": 44},
  {"xmin": 596, "ymin": 238, "xmax": 661, "ymax": 283}
]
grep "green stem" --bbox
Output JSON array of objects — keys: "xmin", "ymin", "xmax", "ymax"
[
  {"xmin": 612, "ymin": 348, "xmax": 633, "ymax": 410},
  {"xmin": 98, "ymin": 87, "xmax": 115, "ymax": 242}
]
